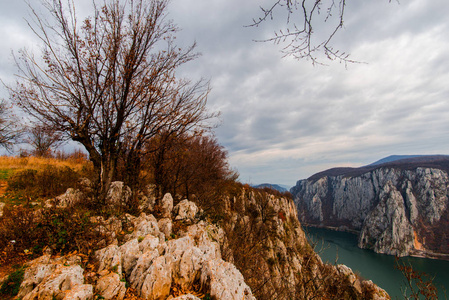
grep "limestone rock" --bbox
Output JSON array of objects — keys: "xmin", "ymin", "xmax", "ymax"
[
  {"xmin": 95, "ymin": 245, "xmax": 123, "ymax": 278},
  {"xmin": 96, "ymin": 272, "xmax": 126, "ymax": 300},
  {"xmin": 173, "ymin": 200, "xmax": 198, "ymax": 222},
  {"xmin": 128, "ymin": 213, "xmax": 161, "ymax": 240},
  {"xmin": 106, "ymin": 181, "xmax": 132, "ymax": 206},
  {"xmin": 292, "ymin": 166, "xmax": 449, "ymax": 256},
  {"xmin": 120, "ymin": 238, "xmax": 140, "ymax": 277},
  {"xmin": 158, "ymin": 218, "xmax": 173, "ymax": 239},
  {"xmin": 141, "ymin": 256, "xmax": 172, "ymax": 300},
  {"xmin": 201, "ymin": 259, "xmax": 255, "ymax": 300},
  {"xmin": 161, "ymin": 193, "xmax": 174, "ymax": 218},
  {"xmin": 139, "ymin": 184, "xmax": 157, "ymax": 212},
  {"xmin": 336, "ymin": 264, "xmax": 362, "ymax": 294},
  {"xmin": 22, "ymin": 264, "xmax": 84, "ymax": 300},
  {"xmin": 362, "ymin": 280, "xmax": 390, "ymax": 300},
  {"xmin": 54, "ymin": 188, "xmax": 84, "ymax": 208},
  {"xmin": 63, "ymin": 284, "xmax": 94, "ymax": 300},
  {"xmin": 358, "ymin": 181, "xmax": 415, "ymax": 256},
  {"xmin": 129, "ymin": 248, "xmax": 160, "ymax": 291},
  {"xmin": 18, "ymin": 255, "xmax": 56, "ymax": 299},
  {"xmin": 78, "ymin": 177, "xmax": 93, "ymax": 194}
]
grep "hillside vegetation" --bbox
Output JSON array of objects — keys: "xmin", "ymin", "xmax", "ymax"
[{"xmin": 0, "ymin": 155, "xmax": 392, "ymax": 299}]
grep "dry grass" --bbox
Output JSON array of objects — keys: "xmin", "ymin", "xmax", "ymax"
[{"xmin": 0, "ymin": 156, "xmax": 88, "ymax": 173}]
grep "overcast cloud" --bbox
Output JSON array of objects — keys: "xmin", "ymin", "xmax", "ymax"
[{"xmin": 1, "ymin": 0, "xmax": 449, "ymax": 187}]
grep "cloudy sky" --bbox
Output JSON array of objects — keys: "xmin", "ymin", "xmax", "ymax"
[{"xmin": 1, "ymin": 0, "xmax": 449, "ymax": 187}]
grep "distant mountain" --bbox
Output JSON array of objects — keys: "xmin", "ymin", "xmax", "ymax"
[
  {"xmin": 308, "ymin": 155, "xmax": 449, "ymax": 182},
  {"xmin": 253, "ymin": 183, "xmax": 288, "ymax": 193},
  {"xmin": 367, "ymin": 155, "xmax": 426, "ymax": 166}
]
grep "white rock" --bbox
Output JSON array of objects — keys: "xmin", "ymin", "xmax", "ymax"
[
  {"xmin": 120, "ymin": 238, "xmax": 140, "ymax": 277},
  {"xmin": 129, "ymin": 248, "xmax": 160, "ymax": 291},
  {"xmin": 158, "ymin": 218, "xmax": 173, "ymax": 239},
  {"xmin": 18, "ymin": 255, "xmax": 56, "ymax": 299},
  {"xmin": 200, "ymin": 259, "xmax": 255, "ymax": 300},
  {"xmin": 173, "ymin": 200, "xmax": 198, "ymax": 222},
  {"xmin": 161, "ymin": 193, "xmax": 174, "ymax": 218},
  {"xmin": 106, "ymin": 181, "xmax": 132, "ymax": 206},
  {"xmin": 63, "ymin": 284, "xmax": 94, "ymax": 300},
  {"xmin": 95, "ymin": 245, "xmax": 123, "ymax": 278},
  {"xmin": 96, "ymin": 272, "xmax": 126, "ymax": 300},
  {"xmin": 127, "ymin": 213, "xmax": 161, "ymax": 240},
  {"xmin": 55, "ymin": 188, "xmax": 84, "ymax": 208},
  {"xmin": 23, "ymin": 265, "xmax": 84, "ymax": 300},
  {"xmin": 140, "ymin": 256, "xmax": 172, "ymax": 300}
]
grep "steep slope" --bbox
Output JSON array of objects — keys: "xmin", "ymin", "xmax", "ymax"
[
  {"xmin": 3, "ymin": 181, "xmax": 390, "ymax": 300},
  {"xmin": 216, "ymin": 185, "xmax": 389, "ymax": 299},
  {"xmin": 291, "ymin": 157, "xmax": 449, "ymax": 258}
]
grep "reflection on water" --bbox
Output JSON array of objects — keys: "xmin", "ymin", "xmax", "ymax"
[{"xmin": 305, "ymin": 227, "xmax": 449, "ymax": 299}]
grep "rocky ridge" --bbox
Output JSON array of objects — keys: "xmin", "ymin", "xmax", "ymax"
[
  {"xmin": 292, "ymin": 166, "xmax": 449, "ymax": 257},
  {"xmin": 4, "ymin": 181, "xmax": 390, "ymax": 299},
  {"xmin": 13, "ymin": 190, "xmax": 255, "ymax": 300}
]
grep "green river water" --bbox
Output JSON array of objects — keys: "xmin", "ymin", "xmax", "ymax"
[{"xmin": 305, "ymin": 227, "xmax": 449, "ymax": 299}]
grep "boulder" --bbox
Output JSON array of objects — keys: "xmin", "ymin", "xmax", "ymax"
[
  {"xmin": 78, "ymin": 177, "xmax": 93, "ymax": 193},
  {"xmin": 200, "ymin": 259, "xmax": 255, "ymax": 300},
  {"xmin": 140, "ymin": 256, "xmax": 172, "ymax": 300},
  {"xmin": 161, "ymin": 193, "xmax": 174, "ymax": 218},
  {"xmin": 139, "ymin": 184, "xmax": 157, "ymax": 212},
  {"xmin": 22, "ymin": 265, "xmax": 84, "ymax": 300},
  {"xmin": 120, "ymin": 238, "xmax": 140, "ymax": 277},
  {"xmin": 96, "ymin": 272, "xmax": 126, "ymax": 300},
  {"xmin": 18, "ymin": 255, "xmax": 56, "ymax": 299},
  {"xmin": 129, "ymin": 248, "xmax": 160, "ymax": 291},
  {"xmin": 95, "ymin": 245, "xmax": 123, "ymax": 278},
  {"xmin": 158, "ymin": 218, "xmax": 173, "ymax": 239},
  {"xmin": 173, "ymin": 200, "xmax": 198, "ymax": 223},
  {"xmin": 126, "ymin": 213, "xmax": 161, "ymax": 241},
  {"xmin": 54, "ymin": 188, "xmax": 84, "ymax": 208},
  {"xmin": 106, "ymin": 181, "xmax": 132, "ymax": 206}
]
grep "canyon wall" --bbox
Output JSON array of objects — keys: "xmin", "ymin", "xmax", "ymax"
[{"xmin": 292, "ymin": 167, "xmax": 449, "ymax": 257}]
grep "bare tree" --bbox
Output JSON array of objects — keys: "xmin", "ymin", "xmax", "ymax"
[
  {"xmin": 28, "ymin": 124, "xmax": 62, "ymax": 157},
  {"xmin": 250, "ymin": 0, "xmax": 363, "ymax": 64},
  {"xmin": 0, "ymin": 100, "xmax": 20, "ymax": 151},
  {"xmin": 9, "ymin": 0, "xmax": 215, "ymax": 198}
]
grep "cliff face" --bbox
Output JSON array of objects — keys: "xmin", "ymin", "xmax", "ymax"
[
  {"xmin": 217, "ymin": 186, "xmax": 389, "ymax": 299},
  {"xmin": 292, "ymin": 167, "xmax": 449, "ymax": 257}
]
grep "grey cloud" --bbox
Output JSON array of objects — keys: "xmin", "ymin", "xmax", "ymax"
[{"xmin": 2, "ymin": 0, "xmax": 449, "ymax": 186}]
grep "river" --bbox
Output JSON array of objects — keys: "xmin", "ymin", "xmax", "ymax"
[{"xmin": 305, "ymin": 227, "xmax": 449, "ymax": 299}]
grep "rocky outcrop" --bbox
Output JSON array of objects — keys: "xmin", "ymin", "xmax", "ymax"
[
  {"xmin": 13, "ymin": 182, "xmax": 390, "ymax": 300},
  {"xmin": 292, "ymin": 167, "xmax": 449, "ymax": 257},
  {"xmin": 15, "ymin": 196, "xmax": 256, "ymax": 300},
  {"xmin": 219, "ymin": 186, "xmax": 390, "ymax": 299}
]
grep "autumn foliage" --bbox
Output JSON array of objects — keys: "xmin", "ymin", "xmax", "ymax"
[{"xmin": 144, "ymin": 133, "xmax": 238, "ymax": 208}]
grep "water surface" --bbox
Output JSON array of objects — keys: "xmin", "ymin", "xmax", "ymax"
[{"xmin": 305, "ymin": 227, "xmax": 449, "ymax": 299}]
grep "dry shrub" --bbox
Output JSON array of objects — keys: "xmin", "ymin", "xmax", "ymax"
[
  {"xmin": 0, "ymin": 205, "xmax": 107, "ymax": 260},
  {"xmin": 7, "ymin": 165, "xmax": 81, "ymax": 199}
]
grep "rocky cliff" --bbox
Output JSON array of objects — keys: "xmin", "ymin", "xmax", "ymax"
[
  {"xmin": 292, "ymin": 160, "xmax": 449, "ymax": 257},
  {"xmin": 3, "ymin": 181, "xmax": 390, "ymax": 299}
]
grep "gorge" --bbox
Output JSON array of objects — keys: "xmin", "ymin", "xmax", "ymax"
[{"xmin": 291, "ymin": 155, "xmax": 449, "ymax": 258}]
